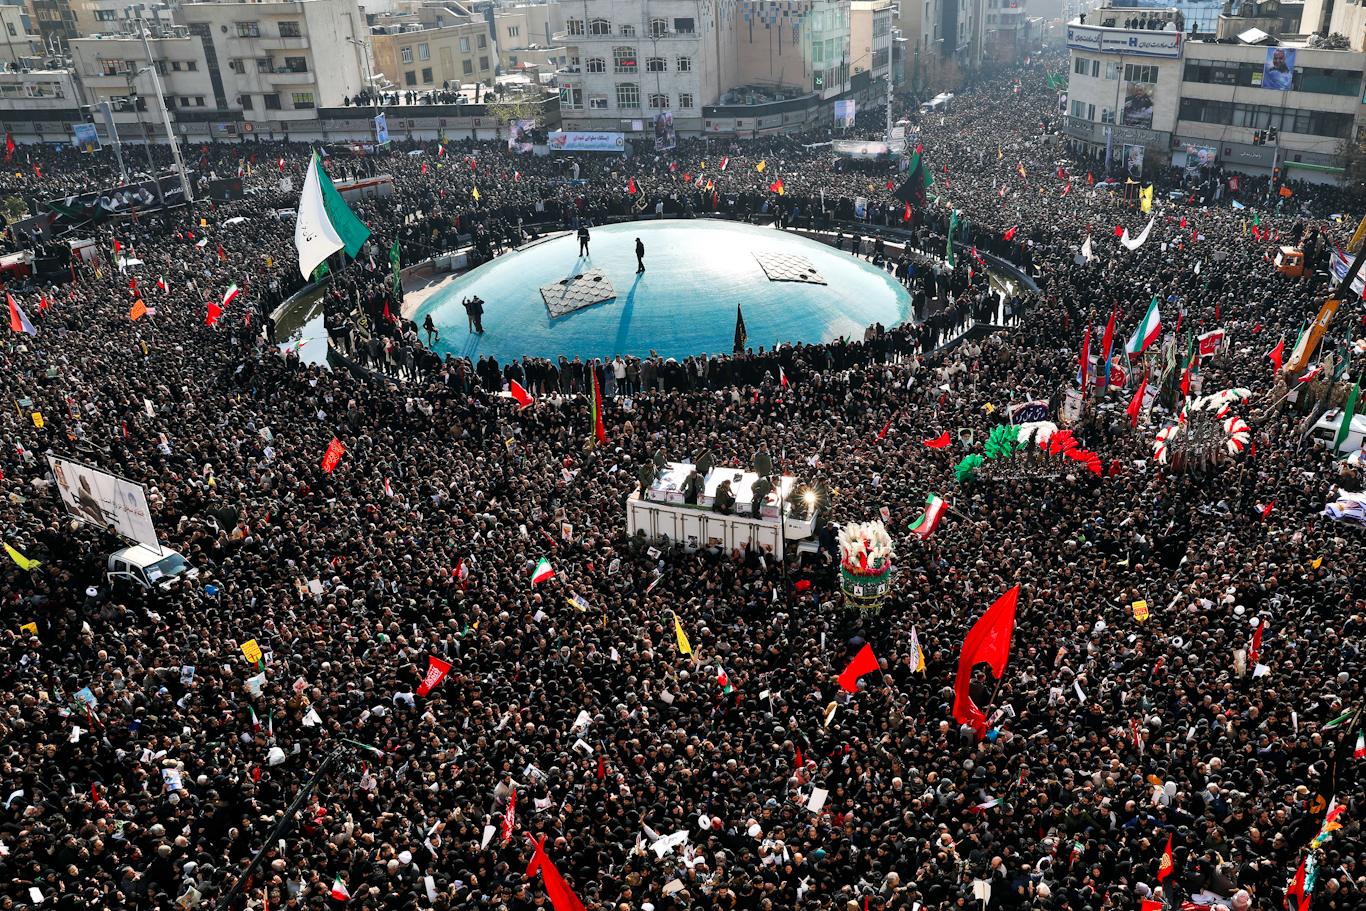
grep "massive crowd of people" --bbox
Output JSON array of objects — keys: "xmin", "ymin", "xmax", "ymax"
[{"xmin": 1, "ymin": 51, "xmax": 1365, "ymax": 911}]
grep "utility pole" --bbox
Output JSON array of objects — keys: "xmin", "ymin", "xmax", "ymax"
[
  {"xmin": 124, "ymin": 68, "xmax": 164, "ymax": 205},
  {"xmin": 132, "ymin": 7, "xmax": 193, "ymax": 204},
  {"xmin": 99, "ymin": 101, "xmax": 129, "ymax": 184}
]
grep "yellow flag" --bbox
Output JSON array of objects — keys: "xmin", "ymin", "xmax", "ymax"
[
  {"xmin": 472, "ymin": 187, "xmax": 480, "ymax": 200},
  {"xmin": 5, "ymin": 544, "xmax": 39, "ymax": 572},
  {"xmin": 266, "ymin": 255, "xmax": 272, "ymax": 268},
  {"xmin": 998, "ymin": 144, "xmax": 1003, "ymax": 160},
  {"xmin": 1139, "ymin": 185, "xmax": 1153, "ymax": 214},
  {"xmin": 756, "ymin": 161, "xmax": 766, "ymax": 172},
  {"xmin": 1313, "ymin": 557, "xmax": 1323, "ymax": 569},
  {"xmin": 673, "ymin": 613, "xmax": 692, "ymax": 656},
  {"xmin": 982, "ymin": 403, "xmax": 995, "ymax": 415}
]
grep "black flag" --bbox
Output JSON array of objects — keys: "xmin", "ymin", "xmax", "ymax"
[{"xmin": 733, "ymin": 305, "xmax": 748, "ymax": 354}]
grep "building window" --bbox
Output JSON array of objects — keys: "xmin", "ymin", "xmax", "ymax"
[
  {"xmin": 589, "ymin": 18, "xmax": 611, "ymax": 35},
  {"xmin": 646, "ymin": 56, "xmax": 666, "ymax": 72},
  {"xmin": 477, "ymin": 34, "xmax": 486, "ymax": 48},
  {"xmin": 677, "ymin": 55, "xmax": 692, "ymax": 72},
  {"xmin": 613, "ymin": 46, "xmax": 636, "ymax": 72},
  {"xmin": 650, "ymin": 17, "xmax": 668, "ymax": 37},
  {"xmin": 195, "ymin": 96, "xmax": 205, "ymax": 106},
  {"xmin": 479, "ymin": 55, "xmax": 489, "ymax": 69},
  {"xmin": 419, "ymin": 43, "xmax": 429, "ymax": 60},
  {"xmin": 1106, "ymin": 62, "xmax": 1120, "ymax": 79},
  {"xmin": 566, "ymin": 18, "xmax": 584, "ymax": 35},
  {"xmin": 284, "ymin": 57, "xmax": 307, "ymax": 72},
  {"xmin": 678, "ymin": 92, "xmax": 693, "ymax": 108},
  {"xmin": 180, "ymin": 96, "xmax": 191, "ymax": 106},
  {"xmin": 172, "ymin": 60, "xmax": 182, "ymax": 71},
  {"xmin": 405, "ymin": 70, "xmax": 416, "ymax": 85},
  {"xmin": 674, "ymin": 17, "xmax": 695, "ymax": 33},
  {"xmin": 278, "ymin": 20, "xmax": 301, "ymax": 37},
  {"xmin": 256, "ymin": 57, "xmax": 273, "ymax": 73},
  {"xmin": 235, "ymin": 21, "xmax": 259, "ymax": 37},
  {"xmin": 620, "ymin": 23, "xmax": 636, "ymax": 36},
  {"xmin": 507, "ymin": 25, "xmax": 519, "ymax": 37},
  {"xmin": 462, "ymin": 59, "xmax": 473, "ymax": 74},
  {"xmin": 1123, "ymin": 63, "xmax": 1158, "ymax": 83},
  {"xmin": 292, "ymin": 92, "xmax": 314, "ymax": 108},
  {"xmin": 460, "ymin": 36, "xmax": 470, "ymax": 52},
  {"xmin": 616, "ymin": 82, "xmax": 639, "ymax": 107},
  {"xmin": 422, "ymin": 67, "xmax": 432, "ymax": 83},
  {"xmin": 649, "ymin": 92, "xmax": 668, "ymax": 109},
  {"xmin": 1073, "ymin": 56, "xmax": 1086, "ymax": 76},
  {"xmin": 401, "ymin": 46, "xmax": 413, "ymax": 63},
  {"xmin": 873, "ymin": 47, "xmax": 888, "ymax": 68},
  {"xmin": 94, "ymin": 9, "xmax": 116, "ymax": 20},
  {"xmin": 560, "ymin": 84, "xmax": 583, "ymax": 108},
  {"xmin": 1070, "ymin": 99, "xmax": 1085, "ymax": 118},
  {"xmin": 589, "ymin": 95, "xmax": 608, "ymax": 109},
  {"xmin": 187, "ymin": 60, "xmax": 197, "ymax": 71},
  {"xmin": 264, "ymin": 93, "xmax": 281, "ymax": 109},
  {"xmin": 240, "ymin": 94, "xmax": 253, "ymax": 109},
  {"xmin": 586, "ymin": 57, "xmax": 605, "ymax": 73},
  {"xmin": 1091, "ymin": 59, "xmax": 1099, "ymax": 77},
  {"xmin": 1101, "ymin": 106, "xmax": 1115, "ymax": 123}
]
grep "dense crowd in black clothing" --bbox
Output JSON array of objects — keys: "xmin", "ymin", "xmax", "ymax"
[{"xmin": 3, "ymin": 52, "xmax": 1366, "ymax": 911}]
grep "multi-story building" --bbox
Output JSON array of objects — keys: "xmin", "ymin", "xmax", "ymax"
[
  {"xmin": 1, "ymin": 4, "xmax": 41, "ymax": 67},
  {"xmin": 369, "ymin": 15, "xmax": 494, "ymax": 89},
  {"xmin": 851, "ymin": 0, "xmax": 894, "ymax": 89},
  {"xmin": 1063, "ymin": 4, "xmax": 1365, "ymax": 183},
  {"xmin": 493, "ymin": 1, "xmax": 571, "ymax": 70},
  {"xmin": 0, "ymin": 63, "xmax": 79, "ymax": 142}
]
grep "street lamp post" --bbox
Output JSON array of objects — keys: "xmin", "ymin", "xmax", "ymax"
[
  {"xmin": 129, "ymin": 9, "xmax": 193, "ymax": 204},
  {"xmin": 346, "ymin": 36, "xmax": 379, "ymax": 142}
]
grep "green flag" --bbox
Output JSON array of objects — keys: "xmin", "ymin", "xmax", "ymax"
[
  {"xmin": 390, "ymin": 239, "xmax": 403, "ymax": 299},
  {"xmin": 1336, "ymin": 378, "xmax": 1360, "ymax": 454},
  {"xmin": 946, "ymin": 210, "xmax": 958, "ymax": 268}
]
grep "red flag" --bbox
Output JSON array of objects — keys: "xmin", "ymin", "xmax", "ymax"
[
  {"xmin": 1114, "ymin": 224, "xmax": 1125, "ymax": 237},
  {"xmin": 217, "ymin": 243, "xmax": 226, "ymax": 262},
  {"xmin": 1087, "ymin": 172, "xmax": 1094, "ymax": 186},
  {"xmin": 4, "ymin": 132, "xmax": 12, "ymax": 162},
  {"xmin": 509, "ymin": 380, "xmax": 533, "ymax": 408},
  {"xmin": 1127, "ymin": 378, "xmax": 1147, "ymax": 428},
  {"xmin": 502, "ymin": 788, "xmax": 517, "ymax": 840},
  {"xmin": 1078, "ymin": 318, "xmax": 1091, "ymax": 392},
  {"xmin": 877, "ymin": 418, "xmax": 892, "ymax": 440},
  {"xmin": 1248, "ymin": 619, "xmax": 1266, "ymax": 665},
  {"xmin": 904, "ymin": 202, "xmax": 911, "ymax": 222},
  {"xmin": 526, "ymin": 836, "xmax": 588, "ymax": 911},
  {"xmin": 1101, "ymin": 302, "xmax": 1117, "ymax": 366},
  {"xmin": 1061, "ymin": 180, "xmax": 1072, "ymax": 197},
  {"xmin": 628, "ymin": 177, "xmax": 636, "ymax": 194},
  {"xmin": 838, "ymin": 643, "xmax": 880, "ymax": 693},
  {"xmin": 795, "ymin": 745, "xmax": 803, "ymax": 769},
  {"xmin": 596, "ymin": 756, "xmax": 605, "ymax": 779},
  {"xmin": 421, "ymin": 162, "xmax": 428, "ymax": 175},
  {"xmin": 1157, "ymin": 833, "xmax": 1174, "ymax": 881},
  {"xmin": 923, "ymin": 431, "xmax": 952, "ymax": 448},
  {"xmin": 206, "ymin": 302, "xmax": 223, "ymax": 326},
  {"xmin": 1267, "ymin": 337, "xmax": 1285, "ymax": 374},
  {"xmin": 1259, "ymin": 501, "xmax": 1274, "ymax": 521},
  {"xmin": 952, "ymin": 586, "xmax": 1019, "ymax": 736},
  {"xmin": 1003, "ymin": 226, "xmax": 1017, "ymax": 241},
  {"xmin": 321, "ymin": 437, "xmax": 346, "ymax": 473},
  {"xmin": 416, "ymin": 655, "xmax": 453, "ymax": 696},
  {"xmin": 592, "ymin": 370, "xmax": 606, "ymax": 444}
]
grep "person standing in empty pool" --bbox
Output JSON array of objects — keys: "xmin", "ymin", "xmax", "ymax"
[
  {"xmin": 635, "ymin": 237, "xmax": 645, "ymax": 274},
  {"xmin": 578, "ymin": 224, "xmax": 591, "ymax": 257}
]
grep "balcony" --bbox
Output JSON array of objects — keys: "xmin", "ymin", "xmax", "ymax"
[
  {"xmin": 265, "ymin": 68, "xmax": 315, "ymax": 84},
  {"xmin": 259, "ymin": 36, "xmax": 310, "ymax": 51}
]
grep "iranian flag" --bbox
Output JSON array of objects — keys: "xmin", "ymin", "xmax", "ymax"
[
  {"xmin": 157, "ymin": 275, "xmax": 168, "ymax": 293},
  {"xmin": 1197, "ymin": 328, "xmax": 1225, "ymax": 357},
  {"xmin": 531, "ymin": 558, "xmax": 554, "ymax": 585},
  {"xmin": 1126, "ymin": 296, "xmax": 1161, "ymax": 356},
  {"xmin": 1357, "ymin": 732, "xmax": 1365, "ymax": 759},
  {"xmin": 909, "ymin": 494, "xmax": 947, "ymax": 539},
  {"xmin": 222, "ymin": 283, "xmax": 241, "ymax": 308},
  {"xmin": 330, "ymin": 875, "xmax": 350, "ymax": 901}
]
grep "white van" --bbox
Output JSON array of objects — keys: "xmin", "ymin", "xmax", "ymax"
[
  {"xmin": 107, "ymin": 545, "xmax": 199, "ymax": 590},
  {"xmin": 1311, "ymin": 408, "xmax": 1366, "ymax": 454}
]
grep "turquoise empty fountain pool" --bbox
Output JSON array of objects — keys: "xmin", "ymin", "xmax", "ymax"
[{"xmin": 415, "ymin": 220, "xmax": 913, "ymax": 363}]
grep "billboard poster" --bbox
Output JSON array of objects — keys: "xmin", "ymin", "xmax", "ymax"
[
  {"xmin": 1184, "ymin": 145, "xmax": 1217, "ymax": 176},
  {"xmin": 834, "ymin": 100, "xmax": 856, "ymax": 129},
  {"xmin": 832, "ymin": 140, "xmax": 902, "ymax": 160},
  {"xmin": 47, "ymin": 455, "xmax": 159, "ymax": 549},
  {"xmin": 653, "ymin": 111, "xmax": 676, "ymax": 152},
  {"xmin": 1261, "ymin": 47, "xmax": 1295, "ymax": 90},
  {"xmin": 1122, "ymin": 82, "xmax": 1155, "ymax": 128},
  {"xmin": 509, "ymin": 118, "xmax": 535, "ymax": 153},
  {"xmin": 374, "ymin": 113, "xmax": 390, "ymax": 145},
  {"xmin": 548, "ymin": 131, "xmax": 626, "ymax": 152},
  {"xmin": 72, "ymin": 122, "xmax": 101, "ymax": 153},
  {"xmin": 1123, "ymin": 144, "xmax": 1145, "ymax": 178}
]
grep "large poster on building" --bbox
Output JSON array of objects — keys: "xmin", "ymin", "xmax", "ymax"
[
  {"xmin": 1261, "ymin": 47, "xmax": 1295, "ymax": 90},
  {"xmin": 548, "ymin": 131, "xmax": 626, "ymax": 152},
  {"xmin": 653, "ymin": 111, "xmax": 676, "ymax": 152},
  {"xmin": 509, "ymin": 118, "xmax": 535, "ymax": 153},
  {"xmin": 1123, "ymin": 82, "xmax": 1156, "ymax": 128},
  {"xmin": 832, "ymin": 140, "xmax": 902, "ymax": 160},
  {"xmin": 374, "ymin": 113, "xmax": 390, "ymax": 145},
  {"xmin": 47, "ymin": 455, "xmax": 159, "ymax": 549},
  {"xmin": 834, "ymin": 100, "xmax": 856, "ymax": 129},
  {"xmin": 72, "ymin": 123, "xmax": 100, "ymax": 153}
]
